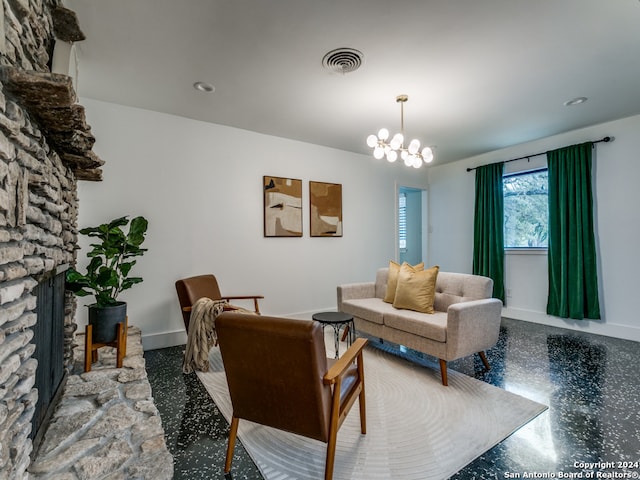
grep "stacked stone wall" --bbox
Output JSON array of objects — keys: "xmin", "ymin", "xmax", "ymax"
[{"xmin": 0, "ymin": 0, "xmax": 79, "ymax": 478}]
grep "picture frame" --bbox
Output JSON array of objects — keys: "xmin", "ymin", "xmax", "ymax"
[
  {"xmin": 309, "ymin": 181, "xmax": 342, "ymax": 237},
  {"xmin": 263, "ymin": 176, "xmax": 303, "ymax": 237}
]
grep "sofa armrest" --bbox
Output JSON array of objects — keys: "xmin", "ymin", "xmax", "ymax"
[
  {"xmin": 444, "ymin": 298, "xmax": 503, "ymax": 360},
  {"xmin": 337, "ymin": 282, "xmax": 376, "ymax": 310}
]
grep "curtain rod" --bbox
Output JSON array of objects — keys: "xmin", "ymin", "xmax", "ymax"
[{"xmin": 466, "ymin": 136, "xmax": 612, "ymax": 172}]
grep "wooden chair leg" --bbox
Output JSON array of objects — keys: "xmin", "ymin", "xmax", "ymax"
[
  {"xmin": 439, "ymin": 359, "xmax": 448, "ymax": 386},
  {"xmin": 84, "ymin": 324, "xmax": 93, "ymax": 373},
  {"xmin": 122, "ymin": 316, "xmax": 128, "ymax": 358},
  {"xmin": 478, "ymin": 351, "xmax": 491, "ymax": 371},
  {"xmin": 357, "ymin": 354, "xmax": 366, "ymax": 435},
  {"xmin": 325, "ymin": 424, "xmax": 339, "ymax": 480},
  {"xmin": 116, "ymin": 322, "xmax": 125, "ymax": 368},
  {"xmin": 224, "ymin": 416, "xmax": 240, "ymax": 473},
  {"xmin": 358, "ymin": 389, "xmax": 367, "ymax": 435},
  {"xmin": 340, "ymin": 325, "xmax": 349, "ymax": 342}
]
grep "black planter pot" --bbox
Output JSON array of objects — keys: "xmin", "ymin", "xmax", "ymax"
[{"xmin": 88, "ymin": 302, "xmax": 127, "ymax": 343}]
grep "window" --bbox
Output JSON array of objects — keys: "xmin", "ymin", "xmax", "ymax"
[
  {"xmin": 398, "ymin": 193, "xmax": 407, "ymax": 250},
  {"xmin": 503, "ymin": 169, "xmax": 548, "ymax": 248}
]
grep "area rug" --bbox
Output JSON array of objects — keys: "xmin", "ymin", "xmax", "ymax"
[{"xmin": 196, "ymin": 334, "xmax": 547, "ymax": 480}]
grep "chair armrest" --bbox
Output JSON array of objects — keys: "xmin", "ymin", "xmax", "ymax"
[
  {"xmin": 221, "ymin": 295, "xmax": 264, "ymax": 314},
  {"xmin": 323, "ymin": 338, "xmax": 368, "ymax": 385},
  {"xmin": 221, "ymin": 295, "xmax": 265, "ymax": 301},
  {"xmin": 183, "ymin": 295, "xmax": 265, "ymax": 314},
  {"xmin": 445, "ymin": 298, "xmax": 503, "ymax": 359}
]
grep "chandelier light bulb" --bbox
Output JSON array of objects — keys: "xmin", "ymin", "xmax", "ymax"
[
  {"xmin": 378, "ymin": 128, "xmax": 390, "ymax": 141},
  {"xmin": 387, "ymin": 150, "xmax": 398, "ymax": 162},
  {"xmin": 408, "ymin": 139, "xmax": 420, "ymax": 155},
  {"xmin": 390, "ymin": 133, "xmax": 403, "ymax": 150},
  {"xmin": 373, "ymin": 146, "xmax": 385, "ymax": 159},
  {"xmin": 413, "ymin": 157, "xmax": 423, "ymax": 168},
  {"xmin": 400, "ymin": 149, "xmax": 409, "ymax": 161},
  {"xmin": 366, "ymin": 134, "xmax": 378, "ymax": 148},
  {"xmin": 404, "ymin": 155, "xmax": 413, "ymax": 167},
  {"xmin": 422, "ymin": 146, "xmax": 434, "ymax": 163}
]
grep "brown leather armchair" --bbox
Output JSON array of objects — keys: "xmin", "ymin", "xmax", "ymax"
[
  {"xmin": 175, "ymin": 274, "xmax": 264, "ymax": 332},
  {"xmin": 215, "ymin": 312, "xmax": 368, "ymax": 480}
]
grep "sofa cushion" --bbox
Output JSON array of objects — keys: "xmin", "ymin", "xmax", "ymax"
[
  {"xmin": 433, "ymin": 272, "xmax": 493, "ymax": 312},
  {"xmin": 392, "ymin": 264, "xmax": 439, "ymax": 313},
  {"xmin": 341, "ymin": 298, "xmax": 396, "ymax": 326},
  {"xmin": 384, "ymin": 310, "xmax": 448, "ymax": 343},
  {"xmin": 383, "ymin": 261, "xmax": 423, "ymax": 304}
]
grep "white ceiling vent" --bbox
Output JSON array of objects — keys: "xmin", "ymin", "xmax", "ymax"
[{"xmin": 322, "ymin": 48, "xmax": 363, "ymax": 74}]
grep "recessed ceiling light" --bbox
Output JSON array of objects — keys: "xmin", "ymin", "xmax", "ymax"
[
  {"xmin": 193, "ymin": 81, "xmax": 215, "ymax": 93},
  {"xmin": 563, "ymin": 96, "xmax": 587, "ymax": 106}
]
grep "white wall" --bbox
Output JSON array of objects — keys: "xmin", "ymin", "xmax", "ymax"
[
  {"xmin": 428, "ymin": 114, "xmax": 640, "ymax": 341},
  {"xmin": 76, "ymin": 99, "xmax": 428, "ymax": 349}
]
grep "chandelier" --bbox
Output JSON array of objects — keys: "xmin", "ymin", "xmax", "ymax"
[{"xmin": 366, "ymin": 95, "xmax": 433, "ymax": 168}]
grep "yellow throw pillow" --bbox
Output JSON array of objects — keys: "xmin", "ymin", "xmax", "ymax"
[
  {"xmin": 383, "ymin": 261, "xmax": 424, "ymax": 303},
  {"xmin": 383, "ymin": 261, "xmax": 401, "ymax": 304},
  {"xmin": 393, "ymin": 264, "xmax": 440, "ymax": 313}
]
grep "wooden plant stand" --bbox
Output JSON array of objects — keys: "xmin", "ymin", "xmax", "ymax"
[{"xmin": 84, "ymin": 316, "xmax": 128, "ymax": 372}]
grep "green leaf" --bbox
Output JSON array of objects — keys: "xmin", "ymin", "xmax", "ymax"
[
  {"xmin": 96, "ymin": 291, "xmax": 117, "ymax": 306},
  {"xmin": 127, "ymin": 216, "xmax": 148, "ymax": 247},
  {"xmin": 73, "ymin": 289, "xmax": 92, "ymax": 297},
  {"xmin": 121, "ymin": 277, "xmax": 143, "ymax": 291},
  {"xmin": 107, "ymin": 216, "xmax": 130, "ymax": 229},
  {"xmin": 120, "ymin": 261, "xmax": 136, "ymax": 277},
  {"xmin": 96, "ymin": 268, "xmax": 118, "ymax": 287},
  {"xmin": 123, "ymin": 246, "xmax": 147, "ymax": 258},
  {"xmin": 66, "ymin": 269, "xmax": 86, "ymax": 283},
  {"xmin": 79, "ymin": 225, "xmax": 102, "ymax": 236}
]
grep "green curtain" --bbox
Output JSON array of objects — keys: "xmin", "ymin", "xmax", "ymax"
[
  {"xmin": 547, "ymin": 142, "xmax": 600, "ymax": 319},
  {"xmin": 473, "ymin": 162, "xmax": 505, "ymax": 302}
]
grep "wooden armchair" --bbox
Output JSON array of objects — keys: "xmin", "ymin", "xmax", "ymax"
[
  {"xmin": 175, "ymin": 274, "xmax": 264, "ymax": 332},
  {"xmin": 215, "ymin": 312, "xmax": 368, "ymax": 480}
]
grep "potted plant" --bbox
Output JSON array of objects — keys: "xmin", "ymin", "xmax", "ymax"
[{"xmin": 66, "ymin": 215, "xmax": 149, "ymax": 343}]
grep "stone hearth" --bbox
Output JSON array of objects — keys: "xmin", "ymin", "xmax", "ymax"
[{"xmin": 28, "ymin": 326, "xmax": 174, "ymax": 479}]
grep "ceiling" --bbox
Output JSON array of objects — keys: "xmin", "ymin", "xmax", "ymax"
[{"xmin": 64, "ymin": 0, "xmax": 640, "ymax": 165}]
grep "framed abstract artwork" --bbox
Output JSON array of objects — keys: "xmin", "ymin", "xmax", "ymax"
[
  {"xmin": 263, "ymin": 176, "xmax": 303, "ymax": 237},
  {"xmin": 309, "ymin": 181, "xmax": 342, "ymax": 237}
]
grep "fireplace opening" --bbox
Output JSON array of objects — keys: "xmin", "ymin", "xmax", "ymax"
[{"xmin": 30, "ymin": 265, "xmax": 68, "ymax": 452}]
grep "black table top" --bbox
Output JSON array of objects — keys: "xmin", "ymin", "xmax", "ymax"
[{"xmin": 311, "ymin": 311, "xmax": 353, "ymax": 324}]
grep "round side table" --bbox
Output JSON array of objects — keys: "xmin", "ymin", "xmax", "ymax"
[{"xmin": 312, "ymin": 311, "xmax": 355, "ymax": 358}]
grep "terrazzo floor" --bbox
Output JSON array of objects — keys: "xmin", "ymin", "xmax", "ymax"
[{"xmin": 144, "ymin": 317, "xmax": 640, "ymax": 479}]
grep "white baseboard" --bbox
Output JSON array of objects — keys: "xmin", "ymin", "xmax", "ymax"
[
  {"xmin": 141, "ymin": 329, "xmax": 187, "ymax": 351},
  {"xmin": 279, "ymin": 308, "xmax": 336, "ymax": 320},
  {"xmin": 502, "ymin": 307, "xmax": 640, "ymax": 342},
  {"xmin": 140, "ymin": 309, "xmax": 337, "ymax": 350}
]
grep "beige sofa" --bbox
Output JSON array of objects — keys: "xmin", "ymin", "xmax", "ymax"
[{"xmin": 337, "ymin": 267, "xmax": 503, "ymax": 385}]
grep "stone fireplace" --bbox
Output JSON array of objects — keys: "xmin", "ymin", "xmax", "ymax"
[{"xmin": 0, "ymin": 0, "xmax": 105, "ymax": 477}]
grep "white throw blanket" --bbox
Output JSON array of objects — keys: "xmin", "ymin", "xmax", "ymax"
[{"xmin": 182, "ymin": 297, "xmax": 226, "ymax": 374}]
